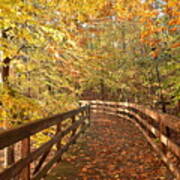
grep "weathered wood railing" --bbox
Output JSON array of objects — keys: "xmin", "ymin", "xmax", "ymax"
[
  {"xmin": 0, "ymin": 105, "xmax": 90, "ymax": 180},
  {"xmin": 81, "ymin": 100, "xmax": 180, "ymax": 179}
]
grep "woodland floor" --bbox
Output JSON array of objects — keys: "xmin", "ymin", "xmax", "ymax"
[{"xmin": 45, "ymin": 114, "xmax": 173, "ymax": 180}]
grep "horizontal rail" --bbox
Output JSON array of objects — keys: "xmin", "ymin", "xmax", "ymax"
[
  {"xmin": 90, "ymin": 105, "xmax": 180, "ymax": 156},
  {"xmin": 32, "ymin": 126, "xmax": 87, "ymax": 180},
  {"xmin": 0, "ymin": 106, "xmax": 88, "ymax": 149},
  {"xmin": 117, "ymin": 114, "xmax": 180, "ymax": 179},
  {"xmin": 88, "ymin": 100, "xmax": 180, "ymax": 131},
  {"xmin": 81, "ymin": 100, "xmax": 180, "ymax": 179},
  {"xmin": 0, "ymin": 117, "xmax": 85, "ymax": 180},
  {"xmin": 0, "ymin": 105, "xmax": 90, "ymax": 180}
]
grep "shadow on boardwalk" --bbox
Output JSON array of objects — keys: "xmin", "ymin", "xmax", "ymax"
[{"xmin": 45, "ymin": 114, "xmax": 173, "ymax": 180}]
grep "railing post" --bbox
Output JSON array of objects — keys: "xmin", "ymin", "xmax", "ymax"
[
  {"xmin": 159, "ymin": 119, "xmax": 167, "ymax": 154},
  {"xmin": 4, "ymin": 145, "xmax": 15, "ymax": 168},
  {"xmin": 88, "ymin": 105, "xmax": 91, "ymax": 126},
  {"xmin": 56, "ymin": 122, "xmax": 61, "ymax": 163},
  {"xmin": 71, "ymin": 116, "xmax": 76, "ymax": 137},
  {"xmin": 20, "ymin": 138, "xmax": 30, "ymax": 180},
  {"xmin": 3, "ymin": 121, "xmax": 15, "ymax": 169}
]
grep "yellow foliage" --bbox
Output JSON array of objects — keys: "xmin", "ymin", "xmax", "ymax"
[
  {"xmin": 168, "ymin": 0, "xmax": 179, "ymax": 8},
  {"xmin": 0, "ymin": 88, "xmax": 42, "ymax": 129}
]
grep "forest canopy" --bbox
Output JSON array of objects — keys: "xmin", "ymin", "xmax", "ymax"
[{"xmin": 0, "ymin": 0, "xmax": 179, "ymax": 129}]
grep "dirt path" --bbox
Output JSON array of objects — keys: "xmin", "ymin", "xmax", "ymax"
[{"xmin": 45, "ymin": 114, "xmax": 173, "ymax": 180}]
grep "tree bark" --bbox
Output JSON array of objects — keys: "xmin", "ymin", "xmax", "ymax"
[
  {"xmin": 100, "ymin": 79, "xmax": 105, "ymax": 100},
  {"xmin": 1, "ymin": 28, "xmax": 15, "ymax": 168},
  {"xmin": 1, "ymin": 57, "xmax": 15, "ymax": 167}
]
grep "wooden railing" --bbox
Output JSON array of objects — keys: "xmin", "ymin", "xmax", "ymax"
[
  {"xmin": 0, "ymin": 105, "xmax": 90, "ymax": 180},
  {"xmin": 81, "ymin": 100, "xmax": 180, "ymax": 179}
]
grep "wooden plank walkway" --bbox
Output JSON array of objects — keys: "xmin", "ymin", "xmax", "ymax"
[{"xmin": 45, "ymin": 114, "xmax": 173, "ymax": 180}]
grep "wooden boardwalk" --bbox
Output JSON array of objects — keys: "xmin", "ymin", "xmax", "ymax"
[
  {"xmin": 0, "ymin": 102, "xmax": 179, "ymax": 179},
  {"xmin": 45, "ymin": 114, "xmax": 173, "ymax": 180}
]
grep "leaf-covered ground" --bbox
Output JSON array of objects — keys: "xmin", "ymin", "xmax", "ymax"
[{"xmin": 45, "ymin": 114, "xmax": 173, "ymax": 180}]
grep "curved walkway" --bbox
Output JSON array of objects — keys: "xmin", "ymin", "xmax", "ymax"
[{"xmin": 45, "ymin": 114, "xmax": 173, "ymax": 180}]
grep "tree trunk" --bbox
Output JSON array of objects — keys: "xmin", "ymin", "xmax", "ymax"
[
  {"xmin": 100, "ymin": 79, "xmax": 105, "ymax": 100},
  {"xmin": 121, "ymin": 24, "xmax": 126, "ymax": 51},
  {"xmin": 1, "ymin": 56, "xmax": 15, "ymax": 167},
  {"xmin": 155, "ymin": 64, "xmax": 170, "ymax": 138},
  {"xmin": 0, "ymin": 28, "xmax": 15, "ymax": 168}
]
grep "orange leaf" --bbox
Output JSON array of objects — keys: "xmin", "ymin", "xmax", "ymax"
[
  {"xmin": 171, "ymin": 43, "xmax": 180, "ymax": 48},
  {"xmin": 150, "ymin": 51, "xmax": 158, "ymax": 59},
  {"xmin": 169, "ymin": 27, "xmax": 179, "ymax": 32}
]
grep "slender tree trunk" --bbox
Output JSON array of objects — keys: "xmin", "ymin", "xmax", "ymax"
[
  {"xmin": 177, "ymin": 100, "xmax": 180, "ymax": 114},
  {"xmin": 155, "ymin": 65, "xmax": 167, "ymax": 112},
  {"xmin": 155, "ymin": 64, "xmax": 170, "ymax": 137},
  {"xmin": 1, "ymin": 57, "xmax": 15, "ymax": 167},
  {"xmin": 121, "ymin": 24, "xmax": 126, "ymax": 51},
  {"xmin": 100, "ymin": 79, "xmax": 105, "ymax": 100},
  {"xmin": 0, "ymin": 28, "xmax": 15, "ymax": 167}
]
